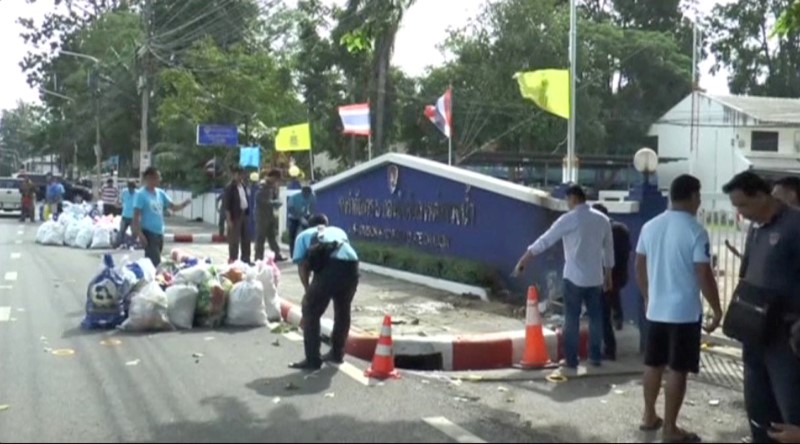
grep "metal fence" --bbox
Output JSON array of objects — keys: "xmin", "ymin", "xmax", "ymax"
[{"xmin": 698, "ymin": 207, "xmax": 747, "ymax": 317}]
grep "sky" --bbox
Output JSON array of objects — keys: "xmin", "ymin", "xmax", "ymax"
[{"xmin": 0, "ymin": 0, "xmax": 731, "ymax": 112}]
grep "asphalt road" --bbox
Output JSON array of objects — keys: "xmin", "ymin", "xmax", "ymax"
[
  {"xmin": 0, "ymin": 216, "xmax": 754, "ymax": 443},
  {"xmin": 0, "ymin": 217, "xmax": 543, "ymax": 443}
]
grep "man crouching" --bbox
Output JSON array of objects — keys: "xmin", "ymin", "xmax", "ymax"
[{"xmin": 289, "ymin": 214, "xmax": 360, "ymax": 371}]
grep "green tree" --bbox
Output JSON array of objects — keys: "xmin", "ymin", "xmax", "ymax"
[
  {"xmin": 0, "ymin": 102, "xmax": 45, "ymax": 175},
  {"xmin": 155, "ymin": 38, "xmax": 303, "ymax": 189},
  {"xmin": 706, "ymin": 0, "xmax": 800, "ymax": 96}
]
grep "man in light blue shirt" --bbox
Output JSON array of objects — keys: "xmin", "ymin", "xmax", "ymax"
[
  {"xmin": 513, "ymin": 185, "xmax": 614, "ymax": 370},
  {"xmin": 116, "ymin": 181, "xmax": 138, "ymax": 248},
  {"xmin": 290, "ymin": 214, "xmax": 359, "ymax": 371},
  {"xmin": 635, "ymin": 174, "xmax": 722, "ymax": 443},
  {"xmin": 132, "ymin": 167, "xmax": 191, "ymax": 267},
  {"xmin": 287, "ymin": 185, "xmax": 317, "ymax": 257}
]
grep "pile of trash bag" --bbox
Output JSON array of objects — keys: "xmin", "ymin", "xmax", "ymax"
[
  {"xmin": 80, "ymin": 248, "xmax": 283, "ymax": 333},
  {"xmin": 35, "ymin": 200, "xmax": 141, "ymax": 250}
]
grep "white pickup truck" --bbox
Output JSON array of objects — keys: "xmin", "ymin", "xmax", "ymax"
[{"xmin": 0, "ymin": 177, "xmax": 22, "ymax": 214}]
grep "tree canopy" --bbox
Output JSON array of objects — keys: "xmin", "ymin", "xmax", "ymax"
[{"xmin": 6, "ymin": 0, "xmax": 792, "ymax": 188}]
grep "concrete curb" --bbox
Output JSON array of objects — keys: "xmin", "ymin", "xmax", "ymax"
[
  {"xmin": 164, "ymin": 233, "xmax": 226, "ymax": 243},
  {"xmin": 278, "ymin": 299, "xmax": 590, "ymax": 371},
  {"xmin": 277, "ymin": 242, "xmax": 489, "ymax": 300}
]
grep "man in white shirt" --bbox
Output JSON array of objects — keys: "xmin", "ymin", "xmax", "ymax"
[
  {"xmin": 513, "ymin": 185, "xmax": 614, "ymax": 370},
  {"xmin": 635, "ymin": 174, "xmax": 722, "ymax": 443}
]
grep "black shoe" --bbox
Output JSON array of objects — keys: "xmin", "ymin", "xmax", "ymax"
[
  {"xmin": 322, "ymin": 352, "xmax": 344, "ymax": 364},
  {"xmin": 275, "ymin": 255, "xmax": 288, "ymax": 262},
  {"xmin": 288, "ymin": 360, "xmax": 322, "ymax": 371}
]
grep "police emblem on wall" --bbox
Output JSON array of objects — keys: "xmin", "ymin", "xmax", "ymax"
[{"xmin": 388, "ymin": 164, "xmax": 399, "ymax": 195}]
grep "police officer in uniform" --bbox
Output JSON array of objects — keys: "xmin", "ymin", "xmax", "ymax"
[
  {"xmin": 289, "ymin": 214, "xmax": 359, "ymax": 370},
  {"xmin": 254, "ymin": 169, "xmax": 286, "ymax": 262}
]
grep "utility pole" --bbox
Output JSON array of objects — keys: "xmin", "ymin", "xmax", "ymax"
[
  {"xmin": 139, "ymin": 0, "xmax": 153, "ymax": 176},
  {"xmin": 89, "ymin": 67, "xmax": 102, "ymax": 198}
]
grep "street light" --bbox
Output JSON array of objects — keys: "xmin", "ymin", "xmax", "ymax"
[
  {"xmin": 633, "ymin": 147, "xmax": 659, "ymax": 185},
  {"xmin": 58, "ymin": 50, "xmax": 102, "ymax": 198}
]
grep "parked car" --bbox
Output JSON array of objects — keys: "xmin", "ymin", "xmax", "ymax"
[
  {"xmin": 14, "ymin": 173, "xmax": 92, "ymax": 203},
  {"xmin": 0, "ymin": 177, "xmax": 22, "ymax": 214}
]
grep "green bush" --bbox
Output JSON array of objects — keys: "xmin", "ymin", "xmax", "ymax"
[{"xmin": 282, "ymin": 231, "xmax": 499, "ymax": 290}]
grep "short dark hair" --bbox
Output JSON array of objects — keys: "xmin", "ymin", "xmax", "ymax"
[
  {"xmin": 670, "ymin": 174, "xmax": 701, "ymax": 202},
  {"xmin": 308, "ymin": 213, "xmax": 329, "ymax": 227},
  {"xmin": 592, "ymin": 203, "xmax": 609, "ymax": 216},
  {"xmin": 267, "ymin": 169, "xmax": 282, "ymax": 179},
  {"xmin": 774, "ymin": 176, "xmax": 800, "ymax": 195},
  {"xmin": 106, "ymin": 178, "xmax": 114, "ymax": 185},
  {"xmin": 127, "ymin": 181, "xmax": 137, "ymax": 189},
  {"xmin": 143, "ymin": 166, "xmax": 159, "ymax": 178},
  {"xmin": 565, "ymin": 185, "xmax": 587, "ymax": 202},
  {"xmin": 722, "ymin": 171, "xmax": 771, "ymax": 196}
]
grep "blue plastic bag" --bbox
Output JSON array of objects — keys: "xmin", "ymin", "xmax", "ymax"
[{"xmin": 81, "ymin": 254, "xmax": 131, "ymax": 330}]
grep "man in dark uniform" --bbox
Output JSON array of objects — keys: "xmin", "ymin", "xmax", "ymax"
[
  {"xmin": 222, "ymin": 166, "xmax": 251, "ymax": 264},
  {"xmin": 723, "ymin": 171, "xmax": 800, "ymax": 444},
  {"xmin": 592, "ymin": 203, "xmax": 631, "ymax": 360},
  {"xmin": 289, "ymin": 214, "xmax": 359, "ymax": 371},
  {"xmin": 255, "ymin": 169, "xmax": 286, "ymax": 262}
]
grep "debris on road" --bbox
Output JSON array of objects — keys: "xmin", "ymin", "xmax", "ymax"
[
  {"xmin": 272, "ymin": 397, "xmax": 281, "ymax": 404},
  {"xmin": 324, "ymin": 392, "xmax": 335, "ymax": 399},
  {"xmin": 271, "ymin": 339, "xmax": 280, "ymax": 347},
  {"xmin": 497, "ymin": 386, "xmax": 509, "ymax": 393},
  {"xmin": 0, "ymin": 405, "xmax": 9, "ymax": 412},
  {"xmin": 125, "ymin": 359, "xmax": 141, "ymax": 366},
  {"xmin": 709, "ymin": 399, "xmax": 721, "ymax": 407},
  {"xmin": 51, "ymin": 349, "xmax": 75, "ymax": 357},
  {"xmin": 204, "ymin": 337, "xmax": 215, "ymax": 342},
  {"xmin": 285, "ymin": 382, "xmax": 299, "ymax": 391}
]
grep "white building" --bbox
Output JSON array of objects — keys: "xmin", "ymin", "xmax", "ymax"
[{"xmin": 649, "ymin": 93, "xmax": 800, "ymax": 210}]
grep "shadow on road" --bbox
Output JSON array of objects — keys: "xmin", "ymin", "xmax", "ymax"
[{"xmin": 245, "ymin": 366, "xmax": 337, "ymax": 399}]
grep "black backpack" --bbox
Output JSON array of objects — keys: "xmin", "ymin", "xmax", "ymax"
[{"xmin": 306, "ymin": 232, "xmax": 341, "ymax": 272}]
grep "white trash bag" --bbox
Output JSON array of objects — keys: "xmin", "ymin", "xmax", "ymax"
[
  {"xmin": 119, "ymin": 281, "xmax": 173, "ymax": 332},
  {"xmin": 226, "ymin": 268, "xmax": 268, "ymax": 327},
  {"xmin": 75, "ymin": 222, "xmax": 95, "ymax": 249},
  {"xmin": 36, "ymin": 220, "xmax": 66, "ymax": 245},
  {"xmin": 254, "ymin": 260, "xmax": 281, "ymax": 322},
  {"xmin": 174, "ymin": 264, "xmax": 214, "ymax": 286},
  {"xmin": 166, "ymin": 284, "xmax": 199, "ymax": 330},
  {"xmin": 90, "ymin": 224, "xmax": 114, "ymax": 249}
]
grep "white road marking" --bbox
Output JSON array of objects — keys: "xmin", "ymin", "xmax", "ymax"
[
  {"xmin": 283, "ymin": 332, "xmax": 303, "ymax": 342},
  {"xmin": 4, "ymin": 272, "xmax": 18, "ymax": 282},
  {"xmin": 0, "ymin": 307, "xmax": 11, "ymax": 322},
  {"xmin": 336, "ymin": 361, "xmax": 372, "ymax": 386},
  {"xmin": 16, "ymin": 230, "xmax": 23, "ymax": 235},
  {"xmin": 14, "ymin": 240, "xmax": 22, "ymax": 245},
  {"xmin": 423, "ymin": 417, "xmax": 488, "ymax": 443},
  {"xmin": 10, "ymin": 253, "xmax": 21, "ymax": 260},
  {"xmin": 0, "ymin": 285, "xmax": 12, "ymax": 290}
]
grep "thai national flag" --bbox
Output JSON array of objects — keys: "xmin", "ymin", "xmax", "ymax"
[
  {"xmin": 424, "ymin": 88, "xmax": 452, "ymax": 139},
  {"xmin": 338, "ymin": 103, "xmax": 371, "ymax": 136}
]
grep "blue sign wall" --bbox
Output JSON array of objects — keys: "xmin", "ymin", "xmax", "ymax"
[
  {"xmin": 312, "ymin": 154, "xmax": 667, "ymax": 324},
  {"xmin": 197, "ymin": 124, "xmax": 239, "ymax": 147}
]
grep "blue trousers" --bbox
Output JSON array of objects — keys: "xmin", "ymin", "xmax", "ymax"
[
  {"xmin": 563, "ymin": 279, "xmax": 603, "ymax": 367},
  {"xmin": 744, "ymin": 339, "xmax": 800, "ymax": 443}
]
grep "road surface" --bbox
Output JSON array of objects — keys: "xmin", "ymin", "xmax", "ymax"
[{"xmin": 0, "ymin": 216, "xmax": 752, "ymax": 443}]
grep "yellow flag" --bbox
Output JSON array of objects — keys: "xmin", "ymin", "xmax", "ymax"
[
  {"xmin": 275, "ymin": 123, "xmax": 312, "ymax": 152},
  {"xmin": 514, "ymin": 69, "xmax": 570, "ymax": 119}
]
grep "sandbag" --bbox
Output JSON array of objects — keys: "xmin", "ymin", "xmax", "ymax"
[
  {"xmin": 226, "ymin": 268, "xmax": 267, "ymax": 327},
  {"xmin": 119, "ymin": 281, "xmax": 173, "ymax": 332},
  {"xmin": 166, "ymin": 284, "xmax": 199, "ymax": 329}
]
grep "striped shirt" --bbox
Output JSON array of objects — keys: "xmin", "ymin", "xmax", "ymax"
[{"xmin": 101, "ymin": 185, "xmax": 120, "ymax": 205}]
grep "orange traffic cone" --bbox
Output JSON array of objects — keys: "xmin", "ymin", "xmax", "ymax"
[
  {"xmin": 365, "ymin": 315, "xmax": 400, "ymax": 379},
  {"xmin": 518, "ymin": 286, "xmax": 551, "ymax": 369}
]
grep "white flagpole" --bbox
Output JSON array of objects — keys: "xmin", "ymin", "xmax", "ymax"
[
  {"xmin": 448, "ymin": 85, "xmax": 454, "ymax": 166},
  {"xmin": 566, "ymin": 0, "xmax": 577, "ymax": 183},
  {"xmin": 448, "ymin": 135, "xmax": 453, "ymax": 166},
  {"xmin": 368, "ymin": 133, "xmax": 373, "ymax": 160}
]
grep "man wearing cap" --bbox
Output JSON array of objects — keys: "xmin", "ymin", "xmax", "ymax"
[{"xmin": 289, "ymin": 213, "xmax": 359, "ymax": 371}]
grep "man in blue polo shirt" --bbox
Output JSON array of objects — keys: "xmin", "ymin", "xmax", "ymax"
[
  {"xmin": 116, "ymin": 181, "xmax": 138, "ymax": 247},
  {"xmin": 132, "ymin": 167, "xmax": 191, "ymax": 267},
  {"xmin": 289, "ymin": 213, "xmax": 359, "ymax": 371}
]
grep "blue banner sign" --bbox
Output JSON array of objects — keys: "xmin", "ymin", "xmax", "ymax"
[{"xmin": 196, "ymin": 124, "xmax": 239, "ymax": 147}]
